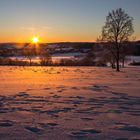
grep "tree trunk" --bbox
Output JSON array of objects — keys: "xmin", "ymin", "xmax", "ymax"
[
  {"xmin": 29, "ymin": 58, "xmax": 32, "ymax": 66},
  {"xmin": 116, "ymin": 58, "xmax": 120, "ymax": 71},
  {"xmin": 116, "ymin": 45, "xmax": 120, "ymax": 72},
  {"xmin": 111, "ymin": 62, "xmax": 115, "ymax": 69}
]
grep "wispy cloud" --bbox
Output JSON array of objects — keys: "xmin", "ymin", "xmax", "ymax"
[
  {"xmin": 20, "ymin": 27, "xmax": 35, "ymax": 31},
  {"xmin": 20, "ymin": 26, "xmax": 52, "ymax": 31}
]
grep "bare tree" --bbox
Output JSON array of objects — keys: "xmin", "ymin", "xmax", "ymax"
[
  {"xmin": 102, "ymin": 8, "xmax": 134, "ymax": 71},
  {"xmin": 22, "ymin": 44, "xmax": 37, "ymax": 66},
  {"xmin": 39, "ymin": 48, "xmax": 52, "ymax": 66}
]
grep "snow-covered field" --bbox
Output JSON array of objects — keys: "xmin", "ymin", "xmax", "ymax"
[{"xmin": 0, "ymin": 66, "xmax": 140, "ymax": 140}]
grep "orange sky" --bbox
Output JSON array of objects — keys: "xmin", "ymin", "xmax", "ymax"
[{"xmin": 0, "ymin": 0, "xmax": 140, "ymax": 43}]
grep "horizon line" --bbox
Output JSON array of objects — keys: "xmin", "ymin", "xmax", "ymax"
[{"xmin": 1, "ymin": 40, "xmax": 140, "ymax": 44}]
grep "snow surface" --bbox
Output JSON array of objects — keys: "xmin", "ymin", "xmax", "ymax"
[{"xmin": 0, "ymin": 66, "xmax": 140, "ymax": 140}]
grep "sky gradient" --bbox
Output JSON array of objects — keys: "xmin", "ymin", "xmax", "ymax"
[{"xmin": 0, "ymin": 0, "xmax": 140, "ymax": 43}]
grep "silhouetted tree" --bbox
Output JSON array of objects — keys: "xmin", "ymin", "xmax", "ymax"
[
  {"xmin": 102, "ymin": 8, "xmax": 134, "ymax": 71},
  {"xmin": 39, "ymin": 48, "xmax": 52, "ymax": 66},
  {"xmin": 22, "ymin": 44, "xmax": 37, "ymax": 66},
  {"xmin": 79, "ymin": 50, "xmax": 96, "ymax": 66}
]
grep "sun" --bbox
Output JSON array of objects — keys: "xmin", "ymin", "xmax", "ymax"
[{"xmin": 32, "ymin": 37, "xmax": 39, "ymax": 43}]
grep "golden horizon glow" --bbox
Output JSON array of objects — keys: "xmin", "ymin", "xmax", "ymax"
[
  {"xmin": 32, "ymin": 37, "xmax": 39, "ymax": 43},
  {"xmin": 0, "ymin": 34, "xmax": 140, "ymax": 43}
]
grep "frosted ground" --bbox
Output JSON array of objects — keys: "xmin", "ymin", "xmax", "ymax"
[{"xmin": 0, "ymin": 66, "xmax": 140, "ymax": 140}]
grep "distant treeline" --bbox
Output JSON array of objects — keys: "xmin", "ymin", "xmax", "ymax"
[
  {"xmin": 0, "ymin": 56, "xmax": 106, "ymax": 66},
  {"xmin": 0, "ymin": 41, "xmax": 140, "ymax": 57},
  {"xmin": 0, "ymin": 41, "xmax": 140, "ymax": 66}
]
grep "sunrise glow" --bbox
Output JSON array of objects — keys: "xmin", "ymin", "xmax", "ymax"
[
  {"xmin": 32, "ymin": 37, "xmax": 39, "ymax": 43},
  {"xmin": 0, "ymin": 1, "xmax": 140, "ymax": 139}
]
